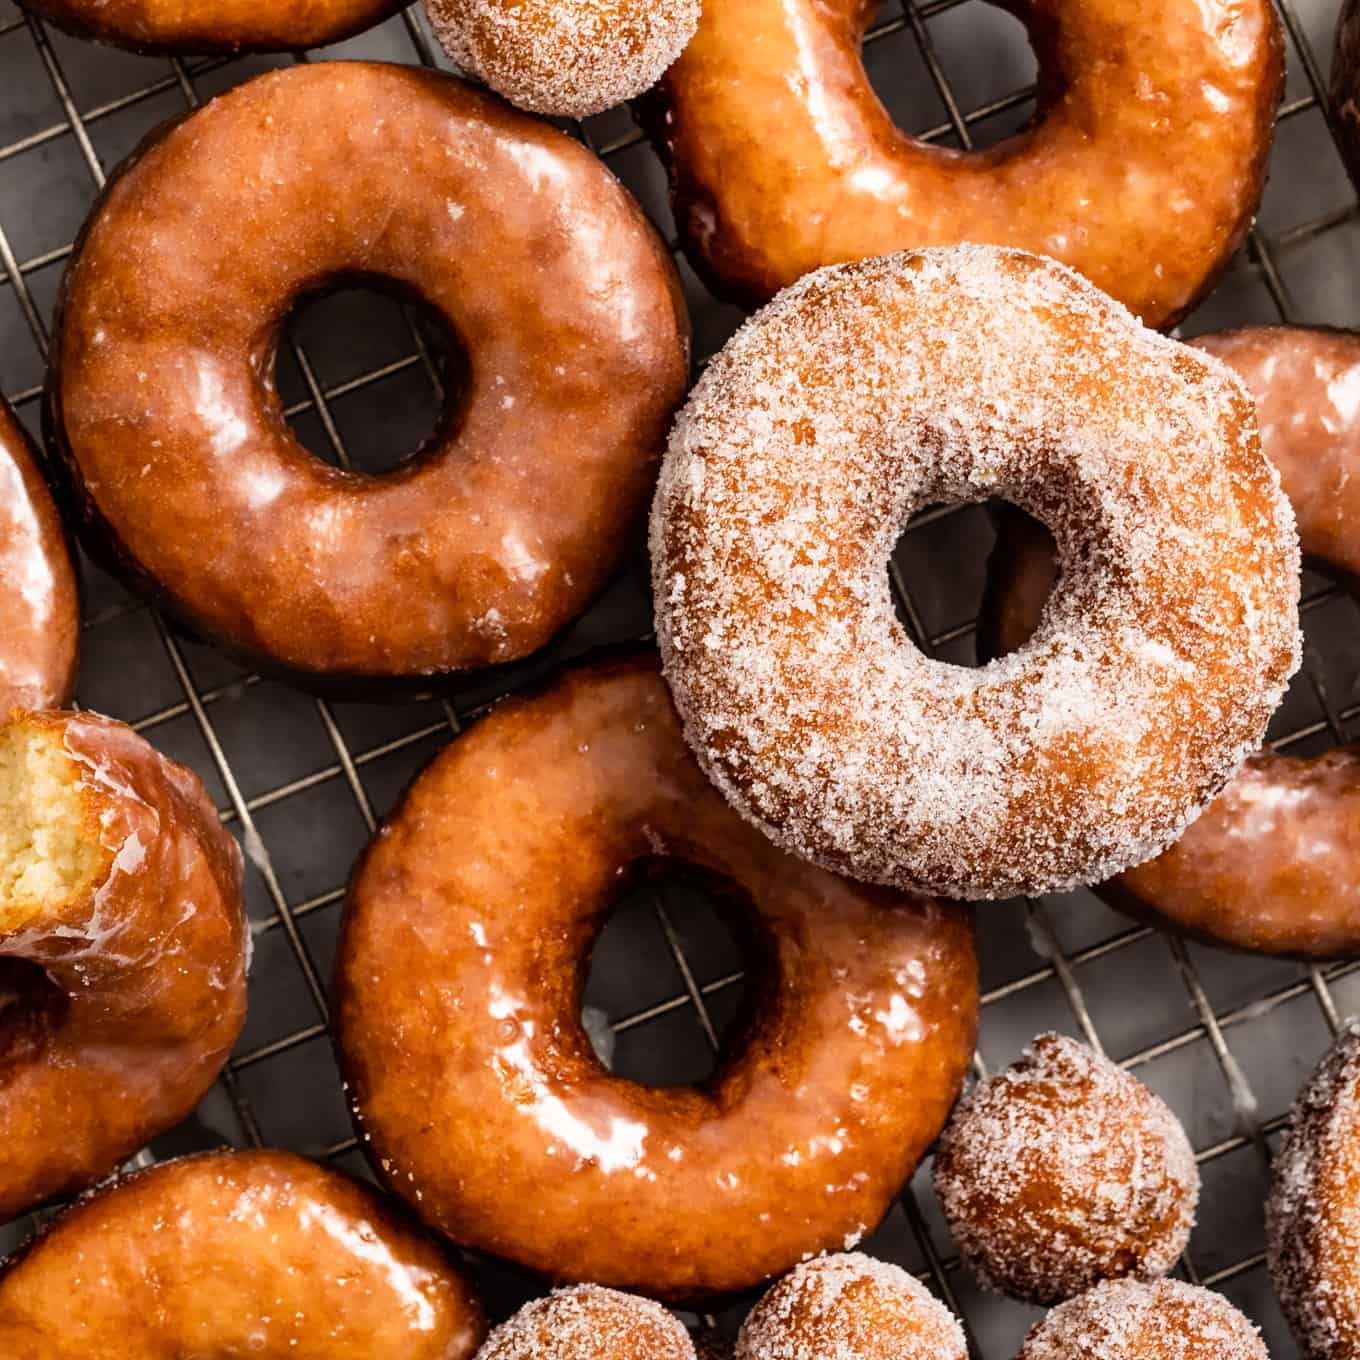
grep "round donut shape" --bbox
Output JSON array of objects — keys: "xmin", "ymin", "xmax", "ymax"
[
  {"xmin": 46, "ymin": 62, "xmax": 690, "ymax": 695},
  {"xmin": 20, "ymin": 0, "xmax": 404, "ymax": 54},
  {"xmin": 334, "ymin": 653, "xmax": 979, "ymax": 1299},
  {"xmin": 0, "ymin": 1150, "xmax": 487, "ymax": 1358},
  {"xmin": 479, "ymin": 1286, "xmax": 696, "ymax": 1360},
  {"xmin": 642, "ymin": 0, "xmax": 1283, "ymax": 326},
  {"xmin": 983, "ymin": 326, "xmax": 1360, "ymax": 956},
  {"xmin": 0, "ymin": 398, "xmax": 77, "ymax": 711},
  {"xmin": 651, "ymin": 247, "xmax": 1301, "ymax": 901}
]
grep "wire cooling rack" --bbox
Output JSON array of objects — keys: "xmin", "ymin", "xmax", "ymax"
[{"xmin": 2, "ymin": 0, "xmax": 1360, "ymax": 1353}]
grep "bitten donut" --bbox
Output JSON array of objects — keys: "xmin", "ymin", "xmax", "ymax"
[
  {"xmin": 984, "ymin": 326, "xmax": 1360, "ymax": 956},
  {"xmin": 1268, "ymin": 1022, "xmax": 1360, "ymax": 1359},
  {"xmin": 736, "ymin": 1254, "xmax": 966, "ymax": 1360},
  {"xmin": 932, "ymin": 1034, "xmax": 1198, "ymax": 1305},
  {"xmin": 0, "ymin": 399, "xmax": 77, "ymax": 712},
  {"xmin": 335, "ymin": 654, "xmax": 978, "ymax": 1298},
  {"xmin": 644, "ymin": 0, "xmax": 1282, "ymax": 324},
  {"xmin": 651, "ymin": 247, "xmax": 1301, "ymax": 900},
  {"xmin": 21, "ymin": 0, "xmax": 401, "ymax": 53},
  {"xmin": 47, "ymin": 63, "xmax": 689, "ymax": 693},
  {"xmin": 0, "ymin": 1150, "xmax": 486, "ymax": 1358},
  {"xmin": 0, "ymin": 708, "xmax": 247, "ymax": 1219},
  {"xmin": 426, "ymin": 0, "xmax": 701, "ymax": 119},
  {"xmin": 478, "ymin": 1286, "xmax": 695, "ymax": 1360}
]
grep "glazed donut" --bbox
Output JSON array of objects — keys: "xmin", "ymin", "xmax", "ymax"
[
  {"xmin": 0, "ymin": 399, "xmax": 77, "ymax": 712},
  {"xmin": 426, "ymin": 0, "xmax": 701, "ymax": 119},
  {"xmin": 1267, "ymin": 1021, "xmax": 1360, "ymax": 1359},
  {"xmin": 335, "ymin": 653, "xmax": 978, "ymax": 1298},
  {"xmin": 1017, "ymin": 1279, "xmax": 1268, "ymax": 1360},
  {"xmin": 478, "ymin": 1286, "xmax": 695, "ymax": 1360},
  {"xmin": 643, "ymin": 0, "xmax": 1283, "ymax": 324},
  {"xmin": 651, "ymin": 246, "xmax": 1301, "ymax": 900},
  {"xmin": 735, "ymin": 1254, "xmax": 966, "ymax": 1360},
  {"xmin": 47, "ymin": 62, "xmax": 689, "ymax": 694},
  {"xmin": 0, "ymin": 708, "xmax": 247, "ymax": 1219},
  {"xmin": 983, "ymin": 326, "xmax": 1360, "ymax": 956},
  {"xmin": 0, "ymin": 1150, "xmax": 486, "ymax": 1358},
  {"xmin": 932, "ymin": 1033, "xmax": 1198, "ymax": 1305},
  {"xmin": 20, "ymin": 0, "xmax": 402, "ymax": 53}
]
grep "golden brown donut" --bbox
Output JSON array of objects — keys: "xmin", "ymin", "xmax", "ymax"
[
  {"xmin": 477, "ymin": 1286, "xmax": 695, "ymax": 1360},
  {"xmin": 0, "ymin": 399, "xmax": 77, "ymax": 712},
  {"xmin": 644, "ymin": 0, "xmax": 1283, "ymax": 325},
  {"xmin": 0, "ymin": 1149, "xmax": 487, "ymax": 1358},
  {"xmin": 932, "ymin": 1033, "xmax": 1198, "ymax": 1306},
  {"xmin": 0, "ymin": 708, "xmax": 247, "ymax": 1219},
  {"xmin": 47, "ymin": 62, "xmax": 689, "ymax": 694},
  {"xmin": 334, "ymin": 653, "xmax": 978, "ymax": 1299},
  {"xmin": 983, "ymin": 326, "xmax": 1360, "ymax": 957},
  {"xmin": 19, "ymin": 0, "xmax": 403, "ymax": 54}
]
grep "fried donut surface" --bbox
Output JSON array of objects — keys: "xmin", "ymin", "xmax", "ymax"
[
  {"xmin": 984, "ymin": 326, "xmax": 1360, "ymax": 956},
  {"xmin": 47, "ymin": 62, "xmax": 689, "ymax": 693},
  {"xmin": 335, "ymin": 654, "xmax": 978, "ymax": 1299},
  {"xmin": 645, "ymin": 0, "xmax": 1282, "ymax": 325},
  {"xmin": 0, "ymin": 1150, "xmax": 486, "ymax": 1358},
  {"xmin": 478, "ymin": 1285, "xmax": 695, "ymax": 1360},
  {"xmin": 652, "ymin": 247, "xmax": 1300, "ymax": 900},
  {"xmin": 0, "ymin": 400, "xmax": 77, "ymax": 712},
  {"xmin": 0, "ymin": 709, "xmax": 247, "ymax": 1219}
]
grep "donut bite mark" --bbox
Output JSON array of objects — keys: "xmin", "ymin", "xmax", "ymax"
[
  {"xmin": 0, "ymin": 1150, "xmax": 486, "ymax": 1359},
  {"xmin": 478, "ymin": 1285, "xmax": 696, "ymax": 1360},
  {"xmin": 335, "ymin": 653, "xmax": 978, "ymax": 1299},
  {"xmin": 0, "ymin": 709, "xmax": 247, "ymax": 1220}
]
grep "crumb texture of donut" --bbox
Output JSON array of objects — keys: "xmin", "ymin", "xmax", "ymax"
[
  {"xmin": 1017, "ymin": 1279, "xmax": 1268, "ymax": 1360},
  {"xmin": 478, "ymin": 1286, "xmax": 696, "ymax": 1360},
  {"xmin": 651, "ymin": 245, "xmax": 1302, "ymax": 900},
  {"xmin": 735, "ymin": 1254, "xmax": 966, "ymax": 1360},
  {"xmin": 427, "ymin": 0, "xmax": 701, "ymax": 118},
  {"xmin": 932, "ymin": 1033, "xmax": 1199, "ymax": 1305}
]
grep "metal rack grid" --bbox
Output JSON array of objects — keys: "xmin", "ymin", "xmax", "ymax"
[{"xmin": 1, "ymin": 0, "xmax": 1359, "ymax": 1352}]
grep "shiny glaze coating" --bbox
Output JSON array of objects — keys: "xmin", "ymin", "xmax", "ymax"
[
  {"xmin": 644, "ymin": 0, "xmax": 1282, "ymax": 326},
  {"xmin": 0, "ymin": 400, "xmax": 77, "ymax": 712},
  {"xmin": 982, "ymin": 326, "xmax": 1360, "ymax": 958},
  {"xmin": 47, "ymin": 63, "xmax": 690, "ymax": 693},
  {"xmin": 1335, "ymin": 0, "xmax": 1360, "ymax": 190},
  {"xmin": 335, "ymin": 654, "xmax": 978, "ymax": 1299},
  {"xmin": 0, "ymin": 710, "xmax": 247, "ymax": 1219},
  {"xmin": 0, "ymin": 1150, "xmax": 487, "ymax": 1358}
]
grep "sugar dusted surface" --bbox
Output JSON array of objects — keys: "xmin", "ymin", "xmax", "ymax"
[
  {"xmin": 477, "ymin": 1284, "xmax": 695, "ymax": 1360},
  {"xmin": 426, "ymin": 0, "xmax": 700, "ymax": 118},
  {"xmin": 650, "ymin": 245, "xmax": 1301, "ymax": 900}
]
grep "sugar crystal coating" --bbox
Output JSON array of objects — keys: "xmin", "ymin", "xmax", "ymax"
[{"xmin": 477, "ymin": 1284, "xmax": 694, "ymax": 1360}]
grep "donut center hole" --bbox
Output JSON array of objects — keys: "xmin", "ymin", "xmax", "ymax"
[
  {"xmin": 582, "ymin": 859, "xmax": 750, "ymax": 1088},
  {"xmin": 280, "ymin": 280, "xmax": 469, "ymax": 476}
]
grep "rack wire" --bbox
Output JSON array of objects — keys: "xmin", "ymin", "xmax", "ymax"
[{"xmin": 1, "ymin": 0, "xmax": 1358, "ymax": 1351}]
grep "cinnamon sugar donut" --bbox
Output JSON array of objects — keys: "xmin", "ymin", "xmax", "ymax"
[
  {"xmin": 335, "ymin": 653, "xmax": 978, "ymax": 1298},
  {"xmin": 0, "ymin": 709, "xmax": 247, "ymax": 1219},
  {"xmin": 644, "ymin": 0, "xmax": 1283, "ymax": 324},
  {"xmin": 984, "ymin": 326, "xmax": 1360, "ymax": 956},
  {"xmin": 735, "ymin": 1254, "xmax": 965, "ymax": 1360},
  {"xmin": 426, "ymin": 0, "xmax": 701, "ymax": 119},
  {"xmin": 47, "ymin": 62, "xmax": 689, "ymax": 694},
  {"xmin": 932, "ymin": 1034, "xmax": 1198, "ymax": 1305},
  {"xmin": 478, "ymin": 1286, "xmax": 694, "ymax": 1360},
  {"xmin": 0, "ymin": 399, "xmax": 77, "ymax": 712},
  {"xmin": 651, "ymin": 246, "xmax": 1301, "ymax": 900},
  {"xmin": 0, "ymin": 1150, "xmax": 486, "ymax": 1358}
]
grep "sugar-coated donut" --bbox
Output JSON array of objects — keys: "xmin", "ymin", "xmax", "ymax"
[
  {"xmin": 643, "ymin": 0, "xmax": 1282, "ymax": 325},
  {"xmin": 1018, "ymin": 1279, "xmax": 1268, "ymax": 1360},
  {"xmin": 477, "ymin": 1286, "xmax": 695, "ymax": 1360},
  {"xmin": 335, "ymin": 654, "xmax": 978, "ymax": 1298},
  {"xmin": 983, "ymin": 326, "xmax": 1360, "ymax": 956},
  {"xmin": 736, "ymin": 1254, "xmax": 966, "ymax": 1360},
  {"xmin": 0, "ymin": 399, "xmax": 77, "ymax": 712},
  {"xmin": 427, "ymin": 0, "xmax": 701, "ymax": 119},
  {"xmin": 651, "ymin": 246, "xmax": 1301, "ymax": 901},
  {"xmin": 0, "ymin": 1150, "xmax": 486, "ymax": 1358},
  {"xmin": 47, "ymin": 63, "xmax": 689, "ymax": 695},
  {"xmin": 0, "ymin": 708, "xmax": 247, "ymax": 1219},
  {"xmin": 21, "ymin": 0, "xmax": 402, "ymax": 53},
  {"xmin": 1268, "ymin": 1021, "xmax": 1360, "ymax": 1359},
  {"xmin": 932, "ymin": 1034, "xmax": 1198, "ymax": 1305}
]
